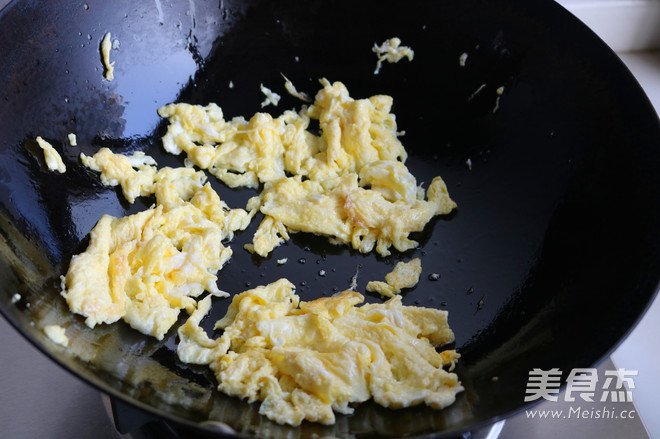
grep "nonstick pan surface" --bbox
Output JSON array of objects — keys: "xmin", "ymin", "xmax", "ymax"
[{"xmin": 1, "ymin": 0, "xmax": 660, "ymax": 437}]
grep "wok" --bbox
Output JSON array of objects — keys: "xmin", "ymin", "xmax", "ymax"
[{"xmin": 1, "ymin": 0, "xmax": 660, "ymax": 437}]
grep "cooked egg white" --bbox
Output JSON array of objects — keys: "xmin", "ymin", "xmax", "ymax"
[
  {"xmin": 63, "ymin": 149, "xmax": 254, "ymax": 339},
  {"xmin": 372, "ymin": 37, "xmax": 414, "ymax": 75},
  {"xmin": 68, "ymin": 133, "xmax": 78, "ymax": 146},
  {"xmin": 366, "ymin": 257, "xmax": 422, "ymax": 297},
  {"xmin": 177, "ymin": 279, "xmax": 462, "ymax": 426},
  {"xmin": 35, "ymin": 136, "xmax": 66, "ymax": 173},
  {"xmin": 101, "ymin": 32, "xmax": 115, "ymax": 81},
  {"xmin": 158, "ymin": 79, "xmax": 456, "ymax": 257}
]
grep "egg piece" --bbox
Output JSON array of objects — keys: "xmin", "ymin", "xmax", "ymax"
[
  {"xmin": 358, "ymin": 160, "xmax": 421, "ymax": 202},
  {"xmin": 366, "ymin": 258, "xmax": 422, "ymax": 298},
  {"xmin": 101, "ymin": 32, "xmax": 114, "ymax": 81},
  {"xmin": 260, "ymin": 84, "xmax": 281, "ymax": 108},
  {"xmin": 44, "ymin": 324, "xmax": 69, "ymax": 347},
  {"xmin": 68, "ymin": 133, "xmax": 78, "ymax": 146},
  {"xmin": 63, "ymin": 150, "xmax": 254, "ymax": 339},
  {"xmin": 35, "ymin": 136, "xmax": 66, "ymax": 173},
  {"xmin": 243, "ymin": 216, "xmax": 289, "ymax": 257},
  {"xmin": 372, "ymin": 37, "xmax": 414, "ymax": 75},
  {"xmin": 177, "ymin": 279, "xmax": 462, "ymax": 426},
  {"xmin": 254, "ymin": 174, "xmax": 455, "ymax": 257}
]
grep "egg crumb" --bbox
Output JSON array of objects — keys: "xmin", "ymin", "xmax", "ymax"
[
  {"xmin": 277, "ymin": 258, "xmax": 288, "ymax": 265},
  {"xmin": 64, "ymin": 149, "xmax": 254, "ymax": 339},
  {"xmin": 372, "ymin": 37, "xmax": 414, "ymax": 75},
  {"xmin": 68, "ymin": 133, "xmax": 77, "ymax": 146},
  {"xmin": 35, "ymin": 136, "xmax": 66, "ymax": 173},
  {"xmin": 177, "ymin": 279, "xmax": 462, "ymax": 426},
  {"xmin": 11, "ymin": 293, "xmax": 21, "ymax": 304},
  {"xmin": 493, "ymin": 86, "xmax": 506, "ymax": 113},
  {"xmin": 100, "ymin": 32, "xmax": 115, "ymax": 81},
  {"xmin": 260, "ymin": 84, "xmax": 281, "ymax": 108},
  {"xmin": 44, "ymin": 324, "xmax": 69, "ymax": 347},
  {"xmin": 459, "ymin": 52, "xmax": 468, "ymax": 67},
  {"xmin": 366, "ymin": 258, "xmax": 422, "ymax": 297}
]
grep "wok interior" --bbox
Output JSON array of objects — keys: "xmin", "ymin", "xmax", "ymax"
[{"xmin": 1, "ymin": 0, "xmax": 660, "ymax": 437}]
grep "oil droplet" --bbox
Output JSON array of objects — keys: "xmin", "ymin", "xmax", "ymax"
[{"xmin": 64, "ymin": 97, "xmax": 69, "ymax": 103}]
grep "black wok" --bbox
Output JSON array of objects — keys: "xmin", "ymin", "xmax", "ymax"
[{"xmin": 1, "ymin": 0, "xmax": 660, "ymax": 437}]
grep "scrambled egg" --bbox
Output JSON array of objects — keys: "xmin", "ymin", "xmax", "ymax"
[
  {"xmin": 372, "ymin": 37, "xmax": 414, "ymax": 75},
  {"xmin": 62, "ymin": 148, "xmax": 254, "ymax": 339},
  {"xmin": 158, "ymin": 79, "xmax": 455, "ymax": 257},
  {"xmin": 101, "ymin": 32, "xmax": 115, "ymax": 81},
  {"xmin": 59, "ymin": 73, "xmax": 462, "ymax": 425},
  {"xmin": 177, "ymin": 279, "xmax": 462, "ymax": 426},
  {"xmin": 366, "ymin": 258, "xmax": 422, "ymax": 298},
  {"xmin": 68, "ymin": 133, "xmax": 77, "ymax": 146},
  {"xmin": 35, "ymin": 136, "xmax": 66, "ymax": 173}
]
